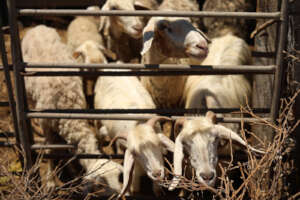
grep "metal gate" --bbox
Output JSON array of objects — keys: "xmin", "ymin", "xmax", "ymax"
[{"xmin": 0, "ymin": 0, "xmax": 289, "ymax": 198}]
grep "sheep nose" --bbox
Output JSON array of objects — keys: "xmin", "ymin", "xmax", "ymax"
[
  {"xmin": 200, "ymin": 172, "xmax": 214, "ymax": 181},
  {"xmin": 152, "ymin": 170, "xmax": 162, "ymax": 178},
  {"xmin": 133, "ymin": 24, "xmax": 143, "ymax": 32},
  {"xmin": 196, "ymin": 43, "xmax": 208, "ymax": 52}
]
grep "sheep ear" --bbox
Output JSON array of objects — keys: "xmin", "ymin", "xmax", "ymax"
[
  {"xmin": 157, "ymin": 133, "xmax": 175, "ymax": 153},
  {"xmin": 108, "ymin": 132, "xmax": 128, "ymax": 148},
  {"xmin": 97, "ymin": 44, "xmax": 117, "ymax": 60},
  {"xmin": 134, "ymin": 0, "xmax": 156, "ymax": 10},
  {"xmin": 213, "ymin": 125, "xmax": 265, "ymax": 155},
  {"xmin": 168, "ymin": 136, "xmax": 184, "ymax": 191},
  {"xmin": 147, "ymin": 116, "xmax": 171, "ymax": 128},
  {"xmin": 72, "ymin": 51, "xmax": 83, "ymax": 59},
  {"xmin": 134, "ymin": 1, "xmax": 150, "ymax": 10},
  {"xmin": 99, "ymin": 2, "xmax": 110, "ymax": 33},
  {"xmin": 196, "ymin": 28, "xmax": 211, "ymax": 44},
  {"xmin": 118, "ymin": 149, "xmax": 135, "ymax": 199},
  {"xmin": 156, "ymin": 19, "xmax": 170, "ymax": 32},
  {"xmin": 205, "ymin": 111, "xmax": 217, "ymax": 124},
  {"xmin": 141, "ymin": 18, "xmax": 156, "ymax": 55},
  {"xmin": 174, "ymin": 118, "xmax": 185, "ymax": 138}
]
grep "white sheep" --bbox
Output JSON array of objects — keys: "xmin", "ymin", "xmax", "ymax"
[
  {"xmin": 94, "ymin": 70, "xmax": 156, "ymax": 150},
  {"xmin": 168, "ymin": 111, "xmax": 265, "ymax": 191},
  {"xmin": 158, "ymin": 0, "xmax": 201, "ymax": 27},
  {"xmin": 22, "ymin": 25, "xmax": 123, "ymax": 195},
  {"xmin": 99, "ymin": 0, "xmax": 148, "ymax": 62},
  {"xmin": 184, "ymin": 33, "xmax": 252, "ymax": 133},
  {"xmin": 140, "ymin": 12, "xmax": 209, "ymax": 108},
  {"xmin": 67, "ymin": 6, "xmax": 115, "ymax": 64},
  {"xmin": 93, "ymin": 74, "xmax": 174, "ymax": 196},
  {"xmin": 202, "ymin": 0, "xmax": 254, "ymax": 39}
]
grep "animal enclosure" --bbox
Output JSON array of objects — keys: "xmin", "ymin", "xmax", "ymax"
[{"xmin": 0, "ymin": 0, "xmax": 299, "ymax": 199}]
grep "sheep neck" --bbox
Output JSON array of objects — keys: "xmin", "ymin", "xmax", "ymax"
[{"xmin": 142, "ymin": 38, "xmax": 186, "ymax": 108}]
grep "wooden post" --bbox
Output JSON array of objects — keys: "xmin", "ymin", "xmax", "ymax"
[
  {"xmin": 287, "ymin": 0, "xmax": 300, "ymax": 193},
  {"xmin": 252, "ymin": 0, "xmax": 279, "ymax": 144}
]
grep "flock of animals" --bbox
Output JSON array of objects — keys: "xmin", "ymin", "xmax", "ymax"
[{"xmin": 18, "ymin": 0, "xmax": 265, "ymax": 198}]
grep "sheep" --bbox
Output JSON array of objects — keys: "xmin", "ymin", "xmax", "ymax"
[
  {"xmin": 93, "ymin": 74, "xmax": 174, "ymax": 196},
  {"xmin": 202, "ymin": 0, "xmax": 254, "ymax": 39},
  {"xmin": 183, "ymin": 33, "xmax": 252, "ymax": 133},
  {"xmin": 116, "ymin": 116, "xmax": 175, "ymax": 198},
  {"xmin": 67, "ymin": 6, "xmax": 115, "ymax": 63},
  {"xmin": 94, "ymin": 69, "xmax": 156, "ymax": 152},
  {"xmin": 158, "ymin": 0, "xmax": 201, "ymax": 27},
  {"xmin": 21, "ymin": 25, "xmax": 123, "ymax": 195},
  {"xmin": 99, "ymin": 0, "xmax": 150, "ymax": 62},
  {"xmin": 67, "ymin": 6, "xmax": 117, "ymax": 105},
  {"xmin": 140, "ymin": 12, "xmax": 209, "ymax": 108},
  {"xmin": 168, "ymin": 111, "xmax": 265, "ymax": 191},
  {"xmin": 67, "ymin": 6, "xmax": 103, "ymax": 53}
]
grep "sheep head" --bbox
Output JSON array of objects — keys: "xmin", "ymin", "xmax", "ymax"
[
  {"xmin": 100, "ymin": 0, "xmax": 144, "ymax": 39},
  {"xmin": 118, "ymin": 116, "xmax": 175, "ymax": 198},
  {"xmin": 73, "ymin": 40, "xmax": 116, "ymax": 63},
  {"xmin": 169, "ymin": 111, "xmax": 265, "ymax": 191},
  {"xmin": 141, "ymin": 17, "xmax": 209, "ymax": 60}
]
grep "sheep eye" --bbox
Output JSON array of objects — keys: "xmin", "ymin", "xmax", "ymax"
[
  {"xmin": 111, "ymin": 6, "xmax": 118, "ymax": 10},
  {"xmin": 134, "ymin": 5, "xmax": 147, "ymax": 10},
  {"xmin": 167, "ymin": 27, "xmax": 172, "ymax": 33}
]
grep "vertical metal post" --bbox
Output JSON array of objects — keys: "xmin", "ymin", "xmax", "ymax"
[
  {"xmin": 0, "ymin": 11, "xmax": 22, "ymax": 150},
  {"xmin": 270, "ymin": 0, "xmax": 289, "ymax": 122},
  {"xmin": 6, "ymin": 0, "xmax": 36, "ymax": 170}
]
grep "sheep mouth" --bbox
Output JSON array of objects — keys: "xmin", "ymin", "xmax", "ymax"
[
  {"xmin": 196, "ymin": 177, "xmax": 216, "ymax": 187},
  {"xmin": 185, "ymin": 46, "xmax": 208, "ymax": 60},
  {"xmin": 127, "ymin": 28, "xmax": 143, "ymax": 39}
]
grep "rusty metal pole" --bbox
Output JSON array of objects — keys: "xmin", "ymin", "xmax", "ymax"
[
  {"xmin": 0, "ymin": 9, "xmax": 22, "ymax": 151},
  {"xmin": 6, "ymin": 0, "xmax": 36, "ymax": 170},
  {"xmin": 270, "ymin": 0, "xmax": 289, "ymax": 122}
]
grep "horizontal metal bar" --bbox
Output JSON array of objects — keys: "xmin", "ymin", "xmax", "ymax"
[
  {"xmin": 25, "ymin": 63, "xmax": 276, "ymax": 70},
  {"xmin": 0, "ymin": 132, "xmax": 15, "ymax": 137},
  {"xmin": 38, "ymin": 151, "xmax": 260, "ymax": 162},
  {"xmin": 251, "ymin": 51, "xmax": 276, "ymax": 58},
  {"xmin": 22, "ymin": 65, "xmax": 276, "ymax": 76},
  {"xmin": 31, "ymin": 144, "xmax": 75, "ymax": 150},
  {"xmin": 0, "ymin": 64, "xmax": 13, "ymax": 70},
  {"xmin": 42, "ymin": 153, "xmax": 124, "ymax": 159},
  {"xmin": 18, "ymin": 9, "xmax": 281, "ymax": 19},
  {"xmin": 27, "ymin": 108, "xmax": 270, "ymax": 115},
  {"xmin": 27, "ymin": 112, "xmax": 271, "ymax": 123},
  {"xmin": 0, "ymin": 101, "xmax": 9, "ymax": 106},
  {"xmin": 1, "ymin": 26, "xmax": 10, "ymax": 34},
  {"xmin": 0, "ymin": 141, "xmax": 15, "ymax": 147},
  {"xmin": 15, "ymin": 0, "xmax": 104, "ymax": 8}
]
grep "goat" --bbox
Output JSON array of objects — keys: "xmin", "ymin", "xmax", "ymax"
[{"xmin": 168, "ymin": 111, "xmax": 265, "ymax": 191}]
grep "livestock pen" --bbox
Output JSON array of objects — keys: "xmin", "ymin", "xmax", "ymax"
[{"xmin": 0, "ymin": 0, "xmax": 299, "ymax": 199}]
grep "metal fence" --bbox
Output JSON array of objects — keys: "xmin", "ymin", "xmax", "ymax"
[{"xmin": 0, "ymin": 0, "xmax": 289, "ymax": 196}]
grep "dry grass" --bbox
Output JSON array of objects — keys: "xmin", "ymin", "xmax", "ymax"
[
  {"xmin": 0, "ymin": 90, "xmax": 299, "ymax": 199},
  {"xmin": 153, "ymin": 89, "xmax": 300, "ymax": 200}
]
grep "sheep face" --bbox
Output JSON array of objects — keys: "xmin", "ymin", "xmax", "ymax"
[
  {"xmin": 127, "ymin": 124, "xmax": 165, "ymax": 181},
  {"xmin": 101, "ymin": 0, "xmax": 144, "ymax": 39},
  {"xmin": 177, "ymin": 117, "xmax": 218, "ymax": 186},
  {"xmin": 169, "ymin": 112, "xmax": 265, "ymax": 191},
  {"xmin": 185, "ymin": 130, "xmax": 219, "ymax": 186},
  {"xmin": 73, "ymin": 40, "xmax": 108, "ymax": 64},
  {"xmin": 119, "ymin": 117, "xmax": 174, "ymax": 198},
  {"xmin": 141, "ymin": 17, "xmax": 209, "ymax": 60}
]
